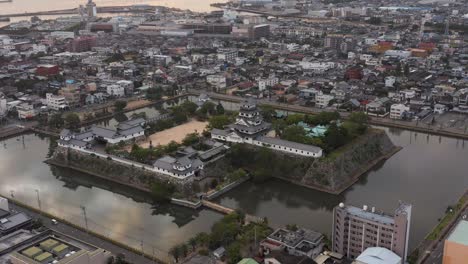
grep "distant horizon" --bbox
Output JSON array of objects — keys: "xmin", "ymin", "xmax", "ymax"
[{"xmin": 0, "ymin": 0, "xmax": 225, "ymax": 15}]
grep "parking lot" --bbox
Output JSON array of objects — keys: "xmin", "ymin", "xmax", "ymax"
[{"xmin": 424, "ymin": 112, "xmax": 468, "ymax": 131}]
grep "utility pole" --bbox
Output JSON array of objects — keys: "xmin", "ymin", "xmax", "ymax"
[
  {"xmin": 35, "ymin": 189, "xmax": 41, "ymax": 213},
  {"xmin": 254, "ymin": 226, "xmax": 257, "ymax": 247},
  {"xmin": 80, "ymin": 206, "xmax": 89, "ymax": 233},
  {"xmin": 140, "ymin": 240, "xmax": 144, "ymax": 256}
]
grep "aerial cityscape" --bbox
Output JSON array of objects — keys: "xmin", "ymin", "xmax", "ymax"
[{"xmin": 0, "ymin": 0, "xmax": 467, "ymax": 263}]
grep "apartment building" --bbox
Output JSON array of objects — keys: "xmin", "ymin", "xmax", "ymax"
[
  {"xmin": 332, "ymin": 202, "xmax": 412, "ymax": 262},
  {"xmin": 46, "ymin": 93, "xmax": 68, "ymax": 111},
  {"xmin": 390, "ymin": 104, "xmax": 410, "ymax": 119}
]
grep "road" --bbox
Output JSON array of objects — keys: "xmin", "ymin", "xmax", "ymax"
[
  {"xmin": 7, "ymin": 202, "xmax": 160, "ymax": 264},
  {"xmin": 423, "ymin": 208, "xmax": 468, "ymax": 264}
]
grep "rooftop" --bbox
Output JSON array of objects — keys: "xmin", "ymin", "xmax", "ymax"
[
  {"xmin": 0, "ymin": 213, "xmax": 32, "ymax": 233},
  {"xmin": 268, "ymin": 228, "xmax": 323, "ymax": 249},
  {"xmin": 355, "ymin": 247, "xmax": 401, "ymax": 264},
  {"xmin": 447, "ymin": 220, "xmax": 468, "ymax": 246},
  {"xmin": 339, "ymin": 205, "xmax": 394, "ymax": 225}
]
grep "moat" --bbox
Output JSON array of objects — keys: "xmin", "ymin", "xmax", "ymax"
[{"xmin": 0, "ymin": 125, "xmax": 467, "ymax": 260}]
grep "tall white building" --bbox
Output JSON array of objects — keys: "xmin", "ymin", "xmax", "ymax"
[
  {"xmin": 86, "ymin": 0, "xmax": 97, "ymax": 18},
  {"xmin": 46, "ymin": 93, "xmax": 68, "ymax": 111},
  {"xmin": 390, "ymin": 104, "xmax": 410, "ymax": 119},
  {"xmin": 107, "ymin": 84, "xmax": 125, "ymax": 97},
  {"xmin": 0, "ymin": 99, "xmax": 7, "ymax": 117},
  {"xmin": 316, "ymin": 92, "xmax": 334, "ymax": 108},
  {"xmin": 257, "ymin": 76, "xmax": 279, "ymax": 91}
]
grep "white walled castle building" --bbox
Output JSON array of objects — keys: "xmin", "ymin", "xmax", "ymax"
[{"xmin": 211, "ymin": 98, "xmax": 323, "ymax": 158}]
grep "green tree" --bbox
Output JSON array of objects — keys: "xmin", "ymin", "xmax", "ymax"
[
  {"xmin": 216, "ymin": 103, "xmax": 225, "ymax": 115},
  {"xmin": 281, "ymin": 125, "xmax": 308, "ymax": 144},
  {"xmin": 209, "ymin": 213, "xmax": 242, "ymax": 249},
  {"xmin": 114, "ymin": 100, "xmax": 127, "ymax": 111},
  {"xmin": 150, "ymin": 180, "xmax": 176, "ymax": 202},
  {"xmin": 404, "ymin": 64, "xmax": 410, "ymax": 76},
  {"xmin": 164, "ymin": 141, "xmax": 180, "ymax": 153},
  {"xmin": 260, "ymin": 105, "xmax": 276, "ymax": 122},
  {"xmin": 195, "ymin": 232, "xmax": 210, "ymax": 247},
  {"xmin": 189, "ymin": 237, "xmax": 197, "ymax": 250},
  {"xmin": 200, "ymin": 101, "xmax": 216, "ymax": 115},
  {"xmin": 169, "ymin": 245, "xmax": 181, "ymax": 263},
  {"xmin": 226, "ymin": 243, "xmax": 242, "ymax": 264},
  {"xmin": 180, "ymin": 244, "xmax": 188, "ymax": 258},
  {"xmin": 182, "ymin": 132, "xmax": 200, "ymax": 146},
  {"xmin": 64, "ymin": 112, "xmax": 80, "ymax": 129},
  {"xmin": 48, "ymin": 113, "xmax": 64, "ymax": 128},
  {"xmin": 208, "ymin": 115, "xmax": 231, "ymax": 129},
  {"xmin": 285, "ymin": 114, "xmax": 304, "ymax": 125},
  {"xmin": 323, "ymin": 123, "xmax": 349, "ymax": 151},
  {"xmin": 181, "ymin": 101, "xmax": 198, "ymax": 115},
  {"xmin": 146, "ymin": 88, "xmax": 162, "ymax": 101},
  {"xmin": 171, "ymin": 106, "xmax": 188, "ymax": 124}
]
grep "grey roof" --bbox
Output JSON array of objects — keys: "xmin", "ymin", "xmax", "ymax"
[
  {"xmin": 341, "ymin": 205, "xmax": 394, "ymax": 225},
  {"xmin": 211, "ymin": 128, "xmax": 229, "ymax": 136},
  {"xmin": 68, "ymin": 139, "xmax": 88, "ymax": 147},
  {"xmin": 153, "ymin": 155, "xmax": 203, "ymax": 176},
  {"xmin": 91, "ymin": 126, "xmax": 117, "ymax": 139},
  {"xmin": 230, "ymin": 122, "xmax": 271, "ymax": 135},
  {"xmin": 74, "ymin": 131, "xmax": 94, "ymax": 140},
  {"xmin": 118, "ymin": 125, "xmax": 144, "ymax": 137},
  {"xmin": 0, "ymin": 209, "xmax": 9, "ymax": 219},
  {"xmin": 268, "ymin": 228, "xmax": 323, "ymax": 249},
  {"xmin": 257, "ymin": 136, "xmax": 322, "ymax": 153},
  {"xmin": 175, "ymin": 156, "xmax": 192, "ymax": 167},
  {"xmin": 59, "ymin": 129, "xmax": 71, "ymax": 138},
  {"xmin": 199, "ymin": 145, "xmax": 228, "ymax": 161},
  {"xmin": 213, "ymin": 247, "xmax": 225, "ymax": 256},
  {"xmin": 117, "ymin": 118, "xmax": 146, "ymax": 130},
  {"xmin": 0, "ymin": 213, "xmax": 32, "ymax": 233}
]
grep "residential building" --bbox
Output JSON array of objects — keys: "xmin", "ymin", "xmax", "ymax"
[
  {"xmin": 46, "ymin": 93, "xmax": 68, "ymax": 111},
  {"xmin": 206, "ymin": 74, "xmax": 227, "ymax": 90},
  {"xmin": 67, "ymin": 36, "xmax": 96, "ymax": 52},
  {"xmin": 385, "ymin": 76, "xmax": 396, "ymax": 87},
  {"xmin": 217, "ymin": 49, "xmax": 238, "ymax": 63},
  {"xmin": 332, "ymin": 202, "xmax": 412, "ymax": 262},
  {"xmin": 154, "ymin": 55, "xmax": 172, "ymax": 66},
  {"xmin": 390, "ymin": 104, "xmax": 410, "ymax": 119},
  {"xmin": 16, "ymin": 103, "xmax": 37, "ymax": 120},
  {"xmin": 107, "ymin": 84, "xmax": 125, "ymax": 97},
  {"xmin": 442, "ymin": 220, "xmax": 468, "ymax": 264},
  {"xmin": 86, "ymin": 0, "xmax": 97, "ymax": 17},
  {"xmin": 116, "ymin": 80, "xmax": 134, "ymax": 96},
  {"xmin": 59, "ymin": 80, "xmax": 81, "ymax": 107},
  {"xmin": 257, "ymin": 76, "xmax": 279, "ymax": 91},
  {"xmin": 0, "ymin": 198, "xmax": 32, "ymax": 236},
  {"xmin": 261, "ymin": 227, "xmax": 324, "ymax": 259},
  {"xmin": 36, "ymin": 64, "xmax": 60, "ymax": 76},
  {"xmin": 366, "ymin": 98, "xmax": 390, "ymax": 116},
  {"xmin": 316, "ymin": 92, "xmax": 334, "ymax": 108},
  {"xmin": 50, "ymin": 31, "xmax": 75, "ymax": 39},
  {"xmin": 434, "ymin": 103, "xmax": 447, "ymax": 114},
  {"xmin": 249, "ymin": 24, "xmax": 270, "ymax": 39}
]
